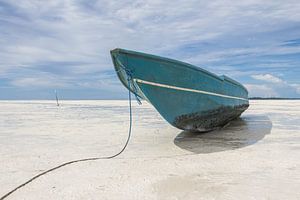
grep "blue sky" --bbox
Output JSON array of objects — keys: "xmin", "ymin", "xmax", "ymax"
[{"xmin": 0, "ymin": 0, "xmax": 300, "ymax": 99}]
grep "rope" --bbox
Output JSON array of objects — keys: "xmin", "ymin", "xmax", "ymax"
[
  {"xmin": 0, "ymin": 77, "xmax": 135, "ymax": 200},
  {"xmin": 115, "ymin": 58, "xmax": 142, "ymax": 105}
]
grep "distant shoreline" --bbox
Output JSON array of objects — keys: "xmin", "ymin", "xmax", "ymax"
[{"xmin": 249, "ymin": 98, "xmax": 300, "ymax": 100}]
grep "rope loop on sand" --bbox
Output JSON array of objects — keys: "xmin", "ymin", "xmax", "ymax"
[{"xmin": 0, "ymin": 68, "xmax": 137, "ymax": 200}]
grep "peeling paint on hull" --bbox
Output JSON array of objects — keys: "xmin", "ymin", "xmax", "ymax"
[{"xmin": 173, "ymin": 104, "xmax": 249, "ymax": 132}]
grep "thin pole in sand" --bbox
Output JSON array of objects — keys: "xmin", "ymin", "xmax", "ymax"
[{"xmin": 55, "ymin": 89, "xmax": 59, "ymax": 106}]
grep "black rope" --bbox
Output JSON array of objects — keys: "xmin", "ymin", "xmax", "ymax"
[{"xmin": 0, "ymin": 79, "xmax": 134, "ymax": 200}]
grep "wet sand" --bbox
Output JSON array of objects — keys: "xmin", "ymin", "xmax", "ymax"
[{"xmin": 0, "ymin": 100, "xmax": 299, "ymax": 199}]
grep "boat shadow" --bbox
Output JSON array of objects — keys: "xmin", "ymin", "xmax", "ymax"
[{"xmin": 173, "ymin": 114, "xmax": 272, "ymax": 154}]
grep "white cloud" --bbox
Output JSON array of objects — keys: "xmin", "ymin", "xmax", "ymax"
[
  {"xmin": 248, "ymin": 74, "xmax": 300, "ymax": 97},
  {"xmin": 291, "ymin": 84, "xmax": 300, "ymax": 94},
  {"xmin": 1, "ymin": 0, "xmax": 300, "ymax": 74},
  {"xmin": 251, "ymin": 74, "xmax": 284, "ymax": 83},
  {"xmin": 10, "ymin": 76, "xmax": 70, "ymax": 88},
  {"xmin": 245, "ymin": 84, "xmax": 278, "ymax": 97}
]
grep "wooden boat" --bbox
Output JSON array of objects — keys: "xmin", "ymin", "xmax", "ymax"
[{"xmin": 111, "ymin": 48, "xmax": 249, "ymax": 132}]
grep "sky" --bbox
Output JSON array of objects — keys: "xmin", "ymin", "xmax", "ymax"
[{"xmin": 0, "ymin": 0, "xmax": 300, "ymax": 99}]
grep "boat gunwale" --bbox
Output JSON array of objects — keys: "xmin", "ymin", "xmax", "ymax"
[{"xmin": 110, "ymin": 48, "xmax": 248, "ymax": 93}]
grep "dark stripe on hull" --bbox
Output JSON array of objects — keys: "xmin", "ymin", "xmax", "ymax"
[{"xmin": 173, "ymin": 104, "xmax": 249, "ymax": 132}]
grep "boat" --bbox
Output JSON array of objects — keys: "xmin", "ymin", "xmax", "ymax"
[{"xmin": 110, "ymin": 48, "xmax": 249, "ymax": 132}]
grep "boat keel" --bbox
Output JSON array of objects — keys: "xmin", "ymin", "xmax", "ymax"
[{"xmin": 173, "ymin": 104, "xmax": 249, "ymax": 132}]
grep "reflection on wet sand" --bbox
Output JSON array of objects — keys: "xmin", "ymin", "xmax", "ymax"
[{"xmin": 174, "ymin": 115, "xmax": 272, "ymax": 154}]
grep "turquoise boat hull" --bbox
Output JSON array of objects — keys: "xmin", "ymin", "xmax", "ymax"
[{"xmin": 111, "ymin": 48, "xmax": 249, "ymax": 132}]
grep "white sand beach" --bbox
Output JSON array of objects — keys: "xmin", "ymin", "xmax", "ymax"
[{"xmin": 0, "ymin": 100, "xmax": 299, "ymax": 199}]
